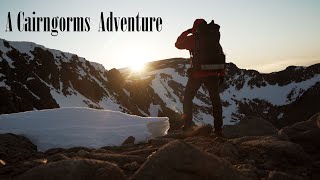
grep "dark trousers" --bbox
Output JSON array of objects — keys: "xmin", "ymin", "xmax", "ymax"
[{"xmin": 183, "ymin": 75, "xmax": 223, "ymax": 129}]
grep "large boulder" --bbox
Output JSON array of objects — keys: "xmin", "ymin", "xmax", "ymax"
[
  {"xmin": 229, "ymin": 136, "xmax": 311, "ymax": 171},
  {"xmin": 0, "ymin": 133, "xmax": 37, "ymax": 164},
  {"xmin": 17, "ymin": 159, "xmax": 126, "ymax": 180},
  {"xmin": 223, "ymin": 116, "xmax": 278, "ymax": 138},
  {"xmin": 278, "ymin": 113, "xmax": 320, "ymax": 153},
  {"xmin": 189, "ymin": 124, "xmax": 213, "ymax": 137},
  {"xmin": 132, "ymin": 140, "xmax": 245, "ymax": 180},
  {"xmin": 46, "ymin": 153, "xmax": 69, "ymax": 163},
  {"xmin": 267, "ymin": 171, "xmax": 304, "ymax": 180}
]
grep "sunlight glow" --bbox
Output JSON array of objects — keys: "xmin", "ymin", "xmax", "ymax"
[
  {"xmin": 121, "ymin": 42, "xmax": 152, "ymax": 73},
  {"xmin": 130, "ymin": 61, "xmax": 145, "ymax": 72}
]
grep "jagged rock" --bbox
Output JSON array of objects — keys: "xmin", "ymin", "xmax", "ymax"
[
  {"xmin": 0, "ymin": 159, "xmax": 47, "ymax": 179},
  {"xmin": 230, "ymin": 136, "xmax": 311, "ymax": 168},
  {"xmin": 220, "ymin": 142, "xmax": 239, "ymax": 163},
  {"xmin": 122, "ymin": 148, "xmax": 158, "ymax": 157},
  {"xmin": 65, "ymin": 147, "xmax": 92, "ymax": 153},
  {"xmin": 162, "ymin": 131, "xmax": 186, "ymax": 139},
  {"xmin": 234, "ymin": 164, "xmax": 258, "ymax": 180},
  {"xmin": 123, "ymin": 161, "xmax": 139, "ymax": 171},
  {"xmin": 223, "ymin": 116, "xmax": 278, "ymax": 138},
  {"xmin": 279, "ymin": 113, "xmax": 320, "ymax": 153},
  {"xmin": 184, "ymin": 136, "xmax": 220, "ymax": 153},
  {"xmin": 44, "ymin": 148, "xmax": 66, "ymax": 156},
  {"xmin": 268, "ymin": 171, "xmax": 304, "ymax": 180},
  {"xmin": 0, "ymin": 159, "xmax": 5, "ymax": 167},
  {"xmin": 189, "ymin": 124, "xmax": 213, "ymax": 137},
  {"xmin": 15, "ymin": 158, "xmax": 49, "ymax": 176},
  {"xmin": 277, "ymin": 129, "xmax": 290, "ymax": 141},
  {"xmin": 93, "ymin": 148, "xmax": 114, "ymax": 154},
  {"xmin": 107, "ymin": 68, "xmax": 125, "ymax": 89},
  {"xmin": 16, "ymin": 159, "xmax": 126, "ymax": 180},
  {"xmin": 122, "ymin": 136, "xmax": 135, "ymax": 146},
  {"xmin": 22, "ymin": 159, "xmax": 47, "ymax": 167},
  {"xmin": 77, "ymin": 150, "xmax": 89, "ymax": 157},
  {"xmin": 46, "ymin": 153, "xmax": 69, "ymax": 163},
  {"xmin": 132, "ymin": 140, "xmax": 245, "ymax": 180},
  {"xmin": 83, "ymin": 152, "xmax": 145, "ymax": 166},
  {"xmin": 148, "ymin": 137, "xmax": 175, "ymax": 146},
  {"xmin": 0, "ymin": 89, "xmax": 35, "ymax": 114},
  {"xmin": 0, "ymin": 133, "xmax": 37, "ymax": 164}
]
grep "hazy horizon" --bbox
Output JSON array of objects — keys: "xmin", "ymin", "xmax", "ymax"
[{"xmin": 1, "ymin": 0, "xmax": 319, "ymax": 73}]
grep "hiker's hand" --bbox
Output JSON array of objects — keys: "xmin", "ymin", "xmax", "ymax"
[{"xmin": 219, "ymin": 76, "xmax": 224, "ymax": 86}]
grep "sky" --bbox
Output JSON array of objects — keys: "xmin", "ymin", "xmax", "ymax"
[{"xmin": 0, "ymin": 0, "xmax": 319, "ymax": 72}]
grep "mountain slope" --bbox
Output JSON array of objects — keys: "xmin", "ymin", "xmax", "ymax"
[
  {"xmin": 120, "ymin": 59, "xmax": 320, "ymax": 127},
  {"xmin": 1, "ymin": 38, "xmax": 319, "ymax": 127}
]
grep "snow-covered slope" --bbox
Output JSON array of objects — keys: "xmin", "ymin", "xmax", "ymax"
[
  {"xmin": 0, "ymin": 38, "xmax": 124, "ymax": 112},
  {"xmin": 120, "ymin": 59, "xmax": 320, "ymax": 127},
  {"xmin": 0, "ymin": 108, "xmax": 169, "ymax": 151}
]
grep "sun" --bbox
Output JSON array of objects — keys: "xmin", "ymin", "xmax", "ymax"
[
  {"xmin": 117, "ymin": 42, "xmax": 153, "ymax": 73},
  {"xmin": 130, "ymin": 62, "xmax": 145, "ymax": 72}
]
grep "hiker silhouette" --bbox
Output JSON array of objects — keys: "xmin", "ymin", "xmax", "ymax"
[{"xmin": 175, "ymin": 19, "xmax": 226, "ymax": 136}]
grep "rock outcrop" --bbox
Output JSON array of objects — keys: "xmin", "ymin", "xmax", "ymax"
[
  {"xmin": 0, "ymin": 133, "xmax": 37, "ymax": 164},
  {"xmin": 132, "ymin": 140, "xmax": 244, "ymax": 180},
  {"xmin": 223, "ymin": 116, "xmax": 278, "ymax": 138},
  {"xmin": 17, "ymin": 159, "xmax": 126, "ymax": 180},
  {"xmin": 279, "ymin": 113, "xmax": 320, "ymax": 153}
]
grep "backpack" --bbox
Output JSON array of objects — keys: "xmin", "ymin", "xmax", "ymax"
[{"xmin": 191, "ymin": 20, "xmax": 225, "ymax": 71}]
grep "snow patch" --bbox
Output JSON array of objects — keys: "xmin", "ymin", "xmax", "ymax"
[
  {"xmin": 77, "ymin": 66, "xmax": 87, "ymax": 77},
  {"xmin": 98, "ymin": 96, "xmax": 123, "ymax": 112},
  {"xmin": 149, "ymin": 103, "xmax": 161, "ymax": 116},
  {"xmin": 0, "ymin": 79, "xmax": 11, "ymax": 90},
  {"xmin": 1, "ymin": 53, "xmax": 15, "ymax": 68},
  {"xmin": 150, "ymin": 68, "xmax": 187, "ymax": 113},
  {"xmin": 0, "ymin": 108, "xmax": 170, "ymax": 151},
  {"xmin": 277, "ymin": 113, "xmax": 284, "ymax": 119},
  {"xmin": 10, "ymin": 41, "xmax": 36, "ymax": 60},
  {"xmin": 50, "ymin": 86, "xmax": 95, "ymax": 108},
  {"xmin": 138, "ymin": 108, "xmax": 149, "ymax": 116},
  {"xmin": 27, "ymin": 77, "xmax": 35, "ymax": 81},
  {"xmin": 123, "ymin": 89, "xmax": 130, "ymax": 96},
  {"xmin": 90, "ymin": 62, "xmax": 106, "ymax": 73},
  {"xmin": 49, "ymin": 49, "xmax": 73, "ymax": 63},
  {"xmin": 221, "ymin": 74, "xmax": 320, "ymax": 106},
  {"xmin": 0, "ymin": 39, "xmax": 12, "ymax": 54}
]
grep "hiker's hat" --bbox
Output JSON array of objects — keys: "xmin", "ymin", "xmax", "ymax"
[{"xmin": 192, "ymin": 19, "xmax": 207, "ymax": 34}]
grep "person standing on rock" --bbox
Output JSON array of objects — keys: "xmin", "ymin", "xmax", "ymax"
[{"xmin": 175, "ymin": 19, "xmax": 226, "ymax": 136}]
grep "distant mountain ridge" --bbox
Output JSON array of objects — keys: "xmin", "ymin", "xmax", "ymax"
[{"xmin": 0, "ymin": 38, "xmax": 319, "ymax": 127}]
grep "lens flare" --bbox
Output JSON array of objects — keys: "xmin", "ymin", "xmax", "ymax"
[{"xmin": 130, "ymin": 62, "xmax": 145, "ymax": 72}]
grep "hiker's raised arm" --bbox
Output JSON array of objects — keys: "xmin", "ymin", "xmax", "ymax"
[{"xmin": 175, "ymin": 29, "xmax": 194, "ymax": 50}]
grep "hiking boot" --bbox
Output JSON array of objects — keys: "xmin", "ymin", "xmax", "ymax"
[
  {"xmin": 213, "ymin": 128, "xmax": 224, "ymax": 137},
  {"xmin": 180, "ymin": 115, "xmax": 195, "ymax": 132}
]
